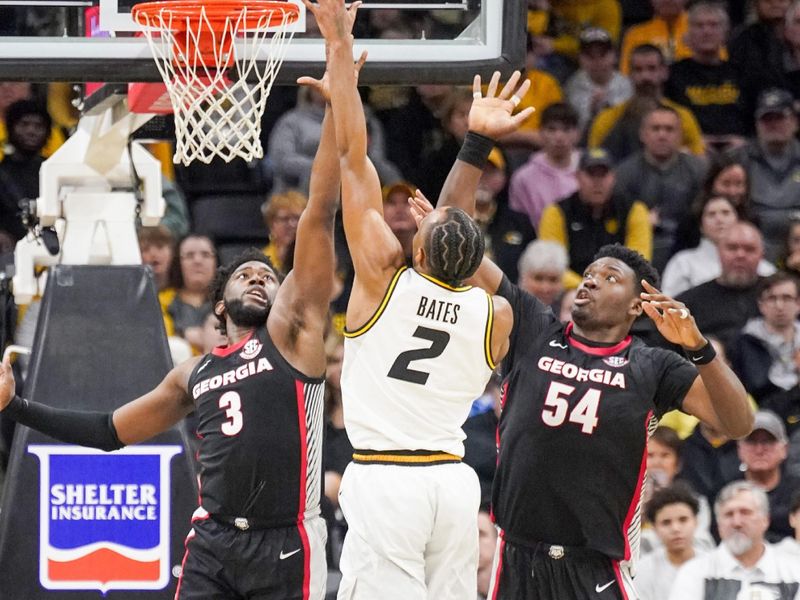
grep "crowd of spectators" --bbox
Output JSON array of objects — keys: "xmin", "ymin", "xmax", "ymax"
[{"xmin": 2, "ymin": 1, "xmax": 800, "ymax": 598}]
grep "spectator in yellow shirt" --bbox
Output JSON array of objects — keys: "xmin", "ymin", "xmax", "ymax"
[
  {"xmin": 620, "ymin": 0, "xmax": 691, "ymax": 75},
  {"xmin": 538, "ymin": 148, "xmax": 652, "ymax": 289},
  {"xmin": 589, "ymin": 43, "xmax": 705, "ymax": 161},
  {"xmin": 549, "ymin": 0, "xmax": 622, "ymax": 60}
]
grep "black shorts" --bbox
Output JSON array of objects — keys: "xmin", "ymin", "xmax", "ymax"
[
  {"xmin": 487, "ymin": 534, "xmax": 637, "ymax": 600},
  {"xmin": 175, "ymin": 514, "xmax": 327, "ymax": 600}
]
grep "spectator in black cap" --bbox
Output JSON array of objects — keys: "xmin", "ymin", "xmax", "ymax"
[
  {"xmin": 565, "ymin": 27, "xmax": 633, "ymax": 135},
  {"xmin": 0, "ymin": 99, "xmax": 51, "ymax": 253},
  {"xmin": 538, "ymin": 147, "xmax": 653, "ymax": 289},
  {"xmin": 728, "ymin": 87, "xmax": 800, "ymax": 262}
]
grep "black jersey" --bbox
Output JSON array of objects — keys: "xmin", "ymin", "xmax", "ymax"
[
  {"xmin": 492, "ymin": 277, "xmax": 697, "ymax": 561},
  {"xmin": 187, "ymin": 326, "xmax": 325, "ymax": 527}
]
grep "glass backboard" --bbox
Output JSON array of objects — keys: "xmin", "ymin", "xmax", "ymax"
[{"xmin": 0, "ymin": 0, "xmax": 525, "ymax": 84}]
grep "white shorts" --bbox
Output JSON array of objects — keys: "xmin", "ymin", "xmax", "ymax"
[{"xmin": 336, "ymin": 460, "xmax": 480, "ymax": 600}]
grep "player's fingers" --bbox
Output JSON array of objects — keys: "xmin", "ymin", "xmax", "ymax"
[
  {"xmin": 667, "ymin": 307, "xmax": 692, "ymax": 321},
  {"xmin": 296, "ymin": 76, "xmax": 319, "ymax": 87},
  {"xmin": 486, "ymin": 71, "xmax": 501, "ymax": 98},
  {"xmin": 355, "ymin": 50, "xmax": 368, "ymax": 72},
  {"xmin": 640, "ymin": 279, "xmax": 663, "ymax": 295},
  {"xmin": 497, "ymin": 70, "xmax": 521, "ymax": 100},
  {"xmin": 512, "ymin": 107, "xmax": 535, "ymax": 125},
  {"xmin": 472, "ymin": 74, "xmax": 482, "ymax": 98},
  {"xmin": 414, "ymin": 188, "xmax": 433, "ymax": 208},
  {"xmin": 641, "ymin": 301, "xmax": 663, "ymax": 323},
  {"xmin": 514, "ymin": 76, "xmax": 531, "ymax": 101},
  {"xmin": 301, "ymin": 0, "xmax": 316, "ymax": 15}
]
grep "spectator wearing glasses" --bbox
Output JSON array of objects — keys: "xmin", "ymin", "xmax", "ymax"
[{"xmin": 261, "ymin": 190, "xmax": 306, "ymax": 274}]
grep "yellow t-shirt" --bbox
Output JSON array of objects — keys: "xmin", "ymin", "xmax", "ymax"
[
  {"xmin": 588, "ymin": 97, "xmax": 705, "ymax": 156},
  {"xmin": 620, "ymin": 13, "xmax": 727, "ymax": 74},
  {"xmin": 538, "ymin": 199, "xmax": 652, "ymax": 289},
  {"xmin": 516, "ymin": 70, "xmax": 564, "ymax": 132},
  {"xmin": 551, "ymin": 0, "xmax": 622, "ymax": 58}
]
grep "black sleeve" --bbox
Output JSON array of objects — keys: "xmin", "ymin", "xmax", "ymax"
[
  {"xmin": 649, "ymin": 348, "xmax": 699, "ymax": 418},
  {"xmin": 496, "ymin": 275, "xmax": 556, "ymax": 374},
  {"xmin": 3, "ymin": 395, "xmax": 125, "ymax": 451}
]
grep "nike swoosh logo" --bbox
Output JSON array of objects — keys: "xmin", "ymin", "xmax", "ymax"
[
  {"xmin": 549, "ymin": 340, "xmax": 568, "ymax": 349},
  {"xmin": 691, "ymin": 356, "xmax": 703, "ymax": 362},
  {"xmin": 279, "ymin": 548, "xmax": 301, "ymax": 560},
  {"xmin": 196, "ymin": 359, "xmax": 212, "ymax": 374},
  {"xmin": 595, "ymin": 580, "xmax": 615, "ymax": 593}
]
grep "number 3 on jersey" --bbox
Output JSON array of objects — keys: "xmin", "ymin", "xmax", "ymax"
[
  {"xmin": 541, "ymin": 382, "xmax": 600, "ymax": 434},
  {"xmin": 219, "ymin": 390, "xmax": 243, "ymax": 435}
]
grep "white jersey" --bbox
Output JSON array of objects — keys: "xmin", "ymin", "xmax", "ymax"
[{"xmin": 342, "ymin": 267, "xmax": 496, "ymax": 457}]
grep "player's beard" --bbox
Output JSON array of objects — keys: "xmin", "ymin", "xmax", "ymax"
[
  {"xmin": 722, "ymin": 532, "xmax": 754, "ymax": 556},
  {"xmin": 226, "ymin": 298, "xmax": 270, "ymax": 329}
]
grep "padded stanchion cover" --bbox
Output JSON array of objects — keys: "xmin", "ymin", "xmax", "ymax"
[{"xmin": 0, "ymin": 266, "xmax": 198, "ymax": 598}]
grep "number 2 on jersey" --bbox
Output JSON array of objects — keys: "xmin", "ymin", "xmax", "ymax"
[
  {"xmin": 541, "ymin": 382, "xmax": 600, "ymax": 434},
  {"xmin": 387, "ymin": 326, "xmax": 451, "ymax": 385},
  {"xmin": 219, "ymin": 391, "xmax": 243, "ymax": 435}
]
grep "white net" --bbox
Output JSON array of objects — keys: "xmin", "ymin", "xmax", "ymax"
[{"xmin": 134, "ymin": 2, "xmax": 296, "ymax": 165}]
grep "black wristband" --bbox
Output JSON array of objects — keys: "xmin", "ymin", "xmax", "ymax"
[
  {"xmin": 684, "ymin": 341, "xmax": 716, "ymax": 366},
  {"xmin": 2, "ymin": 394, "xmax": 25, "ymax": 420},
  {"xmin": 2, "ymin": 394, "xmax": 124, "ymax": 451},
  {"xmin": 457, "ymin": 131, "xmax": 495, "ymax": 169}
]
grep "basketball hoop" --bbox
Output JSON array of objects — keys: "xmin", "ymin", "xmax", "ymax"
[{"xmin": 132, "ymin": 0, "xmax": 299, "ymax": 165}]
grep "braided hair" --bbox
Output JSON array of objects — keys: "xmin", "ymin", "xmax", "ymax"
[{"xmin": 424, "ymin": 207, "xmax": 485, "ymax": 287}]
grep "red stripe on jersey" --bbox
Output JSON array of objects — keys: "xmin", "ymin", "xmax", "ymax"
[
  {"xmin": 620, "ymin": 410, "xmax": 651, "ymax": 561},
  {"xmin": 612, "ymin": 561, "xmax": 630, "ymax": 600},
  {"xmin": 491, "ymin": 382, "xmax": 510, "ymax": 524},
  {"xmin": 295, "ymin": 380, "xmax": 311, "ymax": 600},
  {"xmin": 565, "ymin": 322, "xmax": 632, "ymax": 356},
  {"xmin": 211, "ymin": 330, "xmax": 255, "ymax": 357},
  {"xmin": 489, "ymin": 532, "xmax": 506, "ymax": 600}
]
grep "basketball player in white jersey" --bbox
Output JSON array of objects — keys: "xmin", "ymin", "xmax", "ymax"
[{"xmin": 305, "ymin": 1, "xmax": 532, "ymax": 598}]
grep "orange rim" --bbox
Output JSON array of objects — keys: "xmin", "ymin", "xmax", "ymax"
[{"xmin": 132, "ymin": 0, "xmax": 300, "ymax": 29}]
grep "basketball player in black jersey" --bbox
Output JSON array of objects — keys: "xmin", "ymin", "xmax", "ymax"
[
  {"xmin": 0, "ymin": 60, "xmax": 366, "ymax": 599},
  {"xmin": 406, "ymin": 83, "xmax": 754, "ymax": 596}
]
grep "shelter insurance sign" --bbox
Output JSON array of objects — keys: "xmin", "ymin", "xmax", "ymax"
[{"xmin": 29, "ymin": 445, "xmax": 182, "ymax": 592}]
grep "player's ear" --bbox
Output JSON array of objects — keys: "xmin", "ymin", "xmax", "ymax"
[
  {"xmin": 414, "ymin": 245, "xmax": 426, "ymax": 270},
  {"xmin": 629, "ymin": 295, "xmax": 643, "ymax": 318},
  {"xmin": 214, "ymin": 300, "xmax": 226, "ymax": 319}
]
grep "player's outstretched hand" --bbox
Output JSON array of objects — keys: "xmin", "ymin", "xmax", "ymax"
[
  {"xmin": 640, "ymin": 280, "xmax": 706, "ymax": 350},
  {"xmin": 409, "ymin": 189, "xmax": 434, "ymax": 229},
  {"xmin": 302, "ymin": 0, "xmax": 361, "ymax": 43},
  {"xmin": 297, "ymin": 50, "xmax": 368, "ymax": 102},
  {"xmin": 469, "ymin": 71, "xmax": 535, "ymax": 140},
  {"xmin": 0, "ymin": 356, "xmax": 16, "ymax": 411}
]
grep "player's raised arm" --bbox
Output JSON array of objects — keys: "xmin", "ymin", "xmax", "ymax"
[
  {"xmin": 0, "ymin": 354, "xmax": 196, "ymax": 449},
  {"xmin": 640, "ymin": 281, "xmax": 754, "ymax": 439},
  {"xmin": 437, "ymin": 72, "xmax": 533, "ymax": 214},
  {"xmin": 305, "ymin": 0, "xmax": 404, "ymax": 290}
]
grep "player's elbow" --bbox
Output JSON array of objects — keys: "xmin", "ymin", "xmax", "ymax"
[{"xmin": 724, "ymin": 409, "xmax": 755, "ymax": 440}]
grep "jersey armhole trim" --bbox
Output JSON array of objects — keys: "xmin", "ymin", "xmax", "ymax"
[
  {"xmin": 343, "ymin": 266, "xmax": 407, "ymax": 339},
  {"xmin": 484, "ymin": 293, "xmax": 497, "ymax": 370}
]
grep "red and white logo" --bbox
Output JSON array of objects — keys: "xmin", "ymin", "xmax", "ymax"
[
  {"xmin": 239, "ymin": 340, "xmax": 263, "ymax": 360},
  {"xmin": 603, "ymin": 356, "xmax": 628, "ymax": 368}
]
